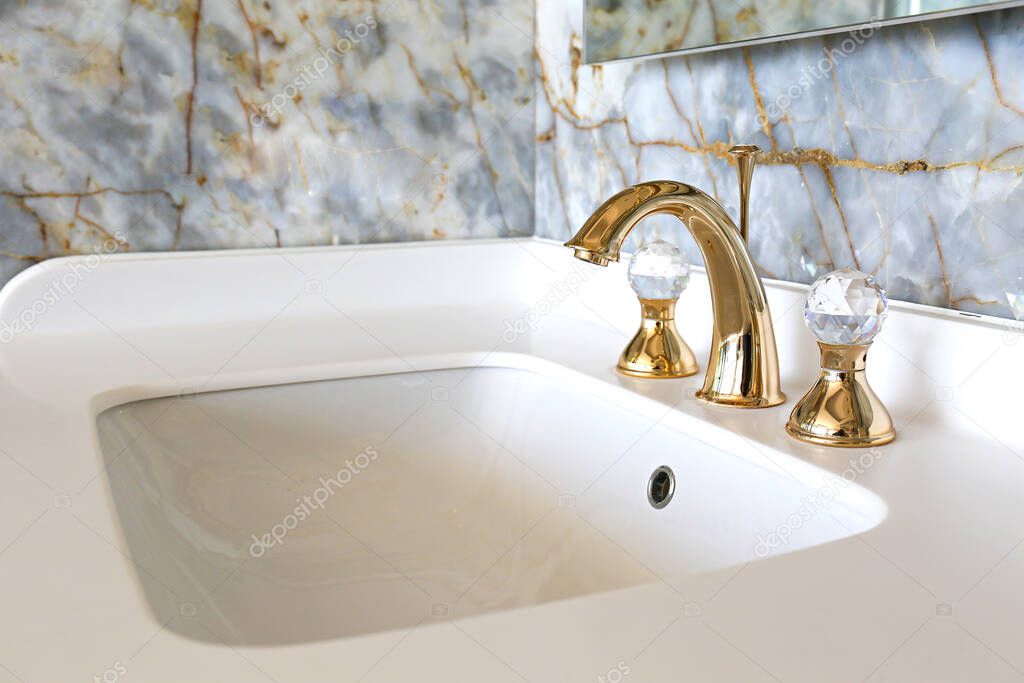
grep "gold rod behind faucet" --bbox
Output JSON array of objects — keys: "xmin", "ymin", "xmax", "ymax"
[{"xmin": 729, "ymin": 145, "xmax": 759, "ymax": 243}]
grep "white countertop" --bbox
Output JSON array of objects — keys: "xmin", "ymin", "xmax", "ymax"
[{"xmin": 0, "ymin": 238, "xmax": 1021, "ymax": 682}]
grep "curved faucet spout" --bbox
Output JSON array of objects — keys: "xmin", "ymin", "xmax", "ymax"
[{"xmin": 564, "ymin": 180, "xmax": 785, "ymax": 408}]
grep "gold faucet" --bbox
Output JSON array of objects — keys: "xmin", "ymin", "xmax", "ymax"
[{"xmin": 564, "ymin": 145, "xmax": 785, "ymax": 408}]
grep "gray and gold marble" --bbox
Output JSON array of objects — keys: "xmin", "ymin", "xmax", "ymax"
[
  {"xmin": 539, "ymin": 2, "xmax": 1024, "ymax": 318},
  {"xmin": 0, "ymin": 0, "xmax": 535, "ymax": 285},
  {"xmin": 2, "ymin": 1, "xmax": 1022, "ymax": 321},
  {"xmin": 585, "ymin": 0, "xmax": 1006, "ymax": 62}
]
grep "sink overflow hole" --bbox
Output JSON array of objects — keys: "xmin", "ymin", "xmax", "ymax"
[{"xmin": 648, "ymin": 466, "xmax": 675, "ymax": 509}]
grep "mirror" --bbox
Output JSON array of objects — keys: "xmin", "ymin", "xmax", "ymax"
[{"xmin": 585, "ymin": 0, "xmax": 1024, "ymax": 63}]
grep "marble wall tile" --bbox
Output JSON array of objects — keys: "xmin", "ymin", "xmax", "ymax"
[
  {"xmin": 3, "ymin": 1, "xmax": 1022, "ymax": 321},
  {"xmin": 0, "ymin": 0, "xmax": 535, "ymax": 286},
  {"xmin": 538, "ymin": 2, "xmax": 1024, "ymax": 319}
]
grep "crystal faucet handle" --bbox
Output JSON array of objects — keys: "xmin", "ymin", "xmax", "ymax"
[
  {"xmin": 627, "ymin": 240, "xmax": 690, "ymax": 300},
  {"xmin": 804, "ymin": 268, "xmax": 888, "ymax": 345},
  {"xmin": 788, "ymin": 267, "xmax": 895, "ymax": 448},
  {"xmin": 618, "ymin": 240, "xmax": 697, "ymax": 379},
  {"xmin": 1008, "ymin": 272, "xmax": 1024, "ymax": 321}
]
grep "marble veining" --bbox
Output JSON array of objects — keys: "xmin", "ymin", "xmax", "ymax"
[
  {"xmin": 1, "ymin": 1, "xmax": 1022, "ymax": 320},
  {"xmin": 538, "ymin": 2, "xmax": 1024, "ymax": 319},
  {"xmin": 0, "ymin": 0, "xmax": 535, "ymax": 286}
]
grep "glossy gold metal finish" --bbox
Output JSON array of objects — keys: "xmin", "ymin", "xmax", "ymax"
[
  {"xmin": 618, "ymin": 299, "xmax": 699, "ymax": 379},
  {"xmin": 729, "ymin": 145, "xmax": 759, "ymax": 242},
  {"xmin": 786, "ymin": 342, "xmax": 896, "ymax": 447},
  {"xmin": 564, "ymin": 144, "xmax": 785, "ymax": 408}
]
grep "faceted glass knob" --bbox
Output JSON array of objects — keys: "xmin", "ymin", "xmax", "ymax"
[
  {"xmin": 1008, "ymin": 273, "xmax": 1024, "ymax": 321},
  {"xmin": 804, "ymin": 268, "xmax": 888, "ymax": 345},
  {"xmin": 627, "ymin": 240, "xmax": 690, "ymax": 301}
]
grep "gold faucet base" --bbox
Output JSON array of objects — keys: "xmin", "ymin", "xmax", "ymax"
[
  {"xmin": 695, "ymin": 390, "xmax": 786, "ymax": 409},
  {"xmin": 617, "ymin": 299, "xmax": 699, "ymax": 379},
  {"xmin": 786, "ymin": 343, "xmax": 896, "ymax": 448}
]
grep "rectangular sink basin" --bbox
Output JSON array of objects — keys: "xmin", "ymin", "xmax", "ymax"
[{"xmin": 96, "ymin": 366, "xmax": 884, "ymax": 646}]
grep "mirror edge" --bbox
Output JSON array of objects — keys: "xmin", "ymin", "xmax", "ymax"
[{"xmin": 584, "ymin": 0, "xmax": 1024, "ymax": 66}]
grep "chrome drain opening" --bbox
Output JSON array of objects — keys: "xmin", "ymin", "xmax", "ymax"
[{"xmin": 648, "ymin": 466, "xmax": 675, "ymax": 509}]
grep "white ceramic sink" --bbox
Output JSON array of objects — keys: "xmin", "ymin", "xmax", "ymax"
[
  {"xmin": 97, "ymin": 366, "xmax": 882, "ymax": 646},
  {"xmin": 2, "ymin": 240, "xmax": 1021, "ymax": 681}
]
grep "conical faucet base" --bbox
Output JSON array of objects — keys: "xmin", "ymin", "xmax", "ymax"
[
  {"xmin": 786, "ymin": 343, "xmax": 896, "ymax": 447},
  {"xmin": 617, "ymin": 300, "xmax": 698, "ymax": 379}
]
